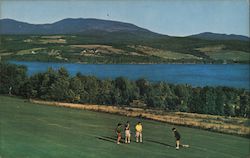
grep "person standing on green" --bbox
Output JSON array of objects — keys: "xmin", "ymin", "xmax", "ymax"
[
  {"xmin": 135, "ymin": 122, "xmax": 143, "ymax": 143},
  {"xmin": 116, "ymin": 123, "xmax": 122, "ymax": 144},
  {"xmin": 124, "ymin": 121, "xmax": 131, "ymax": 143},
  {"xmin": 172, "ymin": 127, "xmax": 181, "ymax": 149}
]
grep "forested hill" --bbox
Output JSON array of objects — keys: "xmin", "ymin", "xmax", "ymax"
[
  {"xmin": 0, "ymin": 18, "xmax": 158, "ymax": 35},
  {"xmin": 0, "ymin": 18, "xmax": 249, "ymax": 64}
]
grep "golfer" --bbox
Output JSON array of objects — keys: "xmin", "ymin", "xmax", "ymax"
[
  {"xmin": 125, "ymin": 121, "xmax": 131, "ymax": 143},
  {"xmin": 172, "ymin": 127, "xmax": 181, "ymax": 149},
  {"xmin": 135, "ymin": 122, "xmax": 143, "ymax": 143},
  {"xmin": 116, "ymin": 123, "xmax": 122, "ymax": 144}
]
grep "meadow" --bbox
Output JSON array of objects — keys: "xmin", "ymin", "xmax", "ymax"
[{"xmin": 0, "ymin": 95, "xmax": 249, "ymax": 158}]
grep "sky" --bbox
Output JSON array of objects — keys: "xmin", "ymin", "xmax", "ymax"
[{"xmin": 0, "ymin": 0, "xmax": 249, "ymax": 37}]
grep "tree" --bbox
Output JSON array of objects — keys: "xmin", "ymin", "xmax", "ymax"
[
  {"xmin": 174, "ymin": 84, "xmax": 191, "ymax": 112},
  {"xmin": 224, "ymin": 104, "xmax": 235, "ymax": 116},
  {"xmin": 239, "ymin": 93, "xmax": 250, "ymax": 117},
  {"xmin": 114, "ymin": 77, "xmax": 139, "ymax": 105},
  {"xmin": 79, "ymin": 76, "xmax": 99, "ymax": 104},
  {"xmin": 223, "ymin": 87, "xmax": 238, "ymax": 116},
  {"xmin": 188, "ymin": 88, "xmax": 203, "ymax": 113},
  {"xmin": 48, "ymin": 78, "xmax": 71, "ymax": 101},
  {"xmin": 111, "ymin": 88, "xmax": 123, "ymax": 105},
  {"xmin": 26, "ymin": 72, "xmax": 46, "ymax": 98},
  {"xmin": 215, "ymin": 88, "xmax": 226, "ymax": 115},
  {"xmin": 97, "ymin": 79, "xmax": 113, "ymax": 105},
  {"xmin": 43, "ymin": 68, "xmax": 74, "ymax": 101},
  {"xmin": 58, "ymin": 67, "xmax": 69, "ymax": 78},
  {"xmin": 0, "ymin": 62, "xmax": 27, "ymax": 95},
  {"xmin": 136, "ymin": 78, "xmax": 150, "ymax": 97},
  {"xmin": 69, "ymin": 77, "xmax": 84, "ymax": 103},
  {"xmin": 201, "ymin": 87, "xmax": 217, "ymax": 114}
]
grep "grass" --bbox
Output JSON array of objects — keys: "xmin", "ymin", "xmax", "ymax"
[
  {"xmin": 31, "ymin": 99, "xmax": 250, "ymax": 136},
  {"xmin": 196, "ymin": 45, "xmax": 250, "ymax": 61},
  {"xmin": 207, "ymin": 50, "xmax": 250, "ymax": 61},
  {"xmin": 16, "ymin": 48, "xmax": 44, "ymax": 55},
  {"xmin": 129, "ymin": 45, "xmax": 201, "ymax": 60},
  {"xmin": 0, "ymin": 95, "xmax": 249, "ymax": 158}
]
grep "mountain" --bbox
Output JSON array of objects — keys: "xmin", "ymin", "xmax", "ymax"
[
  {"xmin": 189, "ymin": 32, "xmax": 249, "ymax": 41},
  {"xmin": 0, "ymin": 18, "xmax": 159, "ymax": 35},
  {"xmin": 0, "ymin": 19, "xmax": 249, "ymax": 64},
  {"xmin": 1, "ymin": 18, "xmax": 248, "ymax": 42}
]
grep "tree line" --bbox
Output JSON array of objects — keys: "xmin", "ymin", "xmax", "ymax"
[{"xmin": 1, "ymin": 62, "xmax": 249, "ymax": 117}]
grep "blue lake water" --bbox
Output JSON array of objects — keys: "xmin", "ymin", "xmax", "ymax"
[{"xmin": 10, "ymin": 61, "xmax": 250, "ymax": 89}]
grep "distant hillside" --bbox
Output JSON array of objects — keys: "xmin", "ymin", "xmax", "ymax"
[
  {"xmin": 0, "ymin": 18, "xmax": 249, "ymax": 64},
  {"xmin": 189, "ymin": 32, "xmax": 250, "ymax": 41},
  {"xmin": 0, "ymin": 18, "xmax": 159, "ymax": 36}
]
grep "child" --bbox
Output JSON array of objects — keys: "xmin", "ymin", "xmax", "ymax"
[
  {"xmin": 135, "ymin": 122, "xmax": 143, "ymax": 143},
  {"xmin": 125, "ymin": 121, "xmax": 131, "ymax": 143},
  {"xmin": 116, "ymin": 123, "xmax": 122, "ymax": 144},
  {"xmin": 172, "ymin": 127, "xmax": 181, "ymax": 149}
]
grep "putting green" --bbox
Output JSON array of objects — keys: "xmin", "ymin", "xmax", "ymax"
[{"xmin": 0, "ymin": 96, "xmax": 249, "ymax": 158}]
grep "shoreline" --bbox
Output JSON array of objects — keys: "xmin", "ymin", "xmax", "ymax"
[
  {"xmin": 5, "ymin": 59, "xmax": 250, "ymax": 65},
  {"xmin": 6, "ymin": 60, "xmax": 250, "ymax": 90}
]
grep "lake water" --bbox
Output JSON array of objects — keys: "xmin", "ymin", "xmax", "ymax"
[{"xmin": 10, "ymin": 61, "xmax": 250, "ymax": 89}]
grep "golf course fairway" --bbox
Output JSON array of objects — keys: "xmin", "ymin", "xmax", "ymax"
[{"xmin": 0, "ymin": 96, "xmax": 249, "ymax": 158}]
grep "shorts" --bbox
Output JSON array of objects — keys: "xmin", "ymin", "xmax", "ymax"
[
  {"xmin": 136, "ymin": 131, "xmax": 142, "ymax": 137},
  {"xmin": 125, "ymin": 130, "xmax": 131, "ymax": 137},
  {"xmin": 117, "ymin": 133, "xmax": 121, "ymax": 138}
]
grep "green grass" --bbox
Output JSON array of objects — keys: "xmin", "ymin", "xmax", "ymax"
[
  {"xmin": 0, "ymin": 95, "xmax": 249, "ymax": 158},
  {"xmin": 207, "ymin": 50, "xmax": 250, "ymax": 61},
  {"xmin": 130, "ymin": 45, "xmax": 201, "ymax": 60}
]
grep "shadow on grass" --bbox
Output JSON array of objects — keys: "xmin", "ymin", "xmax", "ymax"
[
  {"xmin": 96, "ymin": 136, "xmax": 175, "ymax": 147},
  {"xmin": 103, "ymin": 136, "xmax": 139, "ymax": 143},
  {"xmin": 102, "ymin": 136, "xmax": 117, "ymax": 141},
  {"xmin": 146, "ymin": 139, "xmax": 175, "ymax": 148},
  {"xmin": 96, "ymin": 136, "xmax": 127, "ymax": 143},
  {"xmin": 96, "ymin": 136, "xmax": 115, "ymax": 143}
]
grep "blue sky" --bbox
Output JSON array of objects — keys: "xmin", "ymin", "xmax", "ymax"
[{"xmin": 1, "ymin": 0, "xmax": 249, "ymax": 37}]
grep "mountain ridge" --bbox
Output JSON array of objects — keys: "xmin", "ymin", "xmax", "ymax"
[
  {"xmin": 1, "ymin": 18, "xmax": 249, "ymax": 42},
  {"xmin": 0, "ymin": 18, "xmax": 159, "ymax": 36},
  {"xmin": 189, "ymin": 32, "xmax": 249, "ymax": 41}
]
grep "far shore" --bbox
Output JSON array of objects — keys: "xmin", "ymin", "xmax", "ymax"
[{"xmin": 5, "ymin": 59, "xmax": 250, "ymax": 65}]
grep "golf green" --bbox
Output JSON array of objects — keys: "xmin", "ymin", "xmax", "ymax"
[{"xmin": 0, "ymin": 96, "xmax": 249, "ymax": 158}]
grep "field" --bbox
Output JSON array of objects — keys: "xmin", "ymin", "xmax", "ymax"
[
  {"xmin": 0, "ymin": 96, "xmax": 249, "ymax": 158},
  {"xmin": 128, "ymin": 45, "xmax": 201, "ymax": 60},
  {"xmin": 207, "ymin": 50, "xmax": 250, "ymax": 61},
  {"xmin": 196, "ymin": 45, "xmax": 250, "ymax": 62},
  {"xmin": 0, "ymin": 35, "xmax": 249, "ymax": 63}
]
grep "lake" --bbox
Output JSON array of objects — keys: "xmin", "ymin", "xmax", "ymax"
[{"xmin": 9, "ymin": 61, "xmax": 250, "ymax": 89}]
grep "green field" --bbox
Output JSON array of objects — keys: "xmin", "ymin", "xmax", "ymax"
[
  {"xmin": 1, "ymin": 35, "xmax": 249, "ymax": 63},
  {"xmin": 207, "ymin": 50, "xmax": 250, "ymax": 61},
  {"xmin": 0, "ymin": 96, "xmax": 249, "ymax": 158}
]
